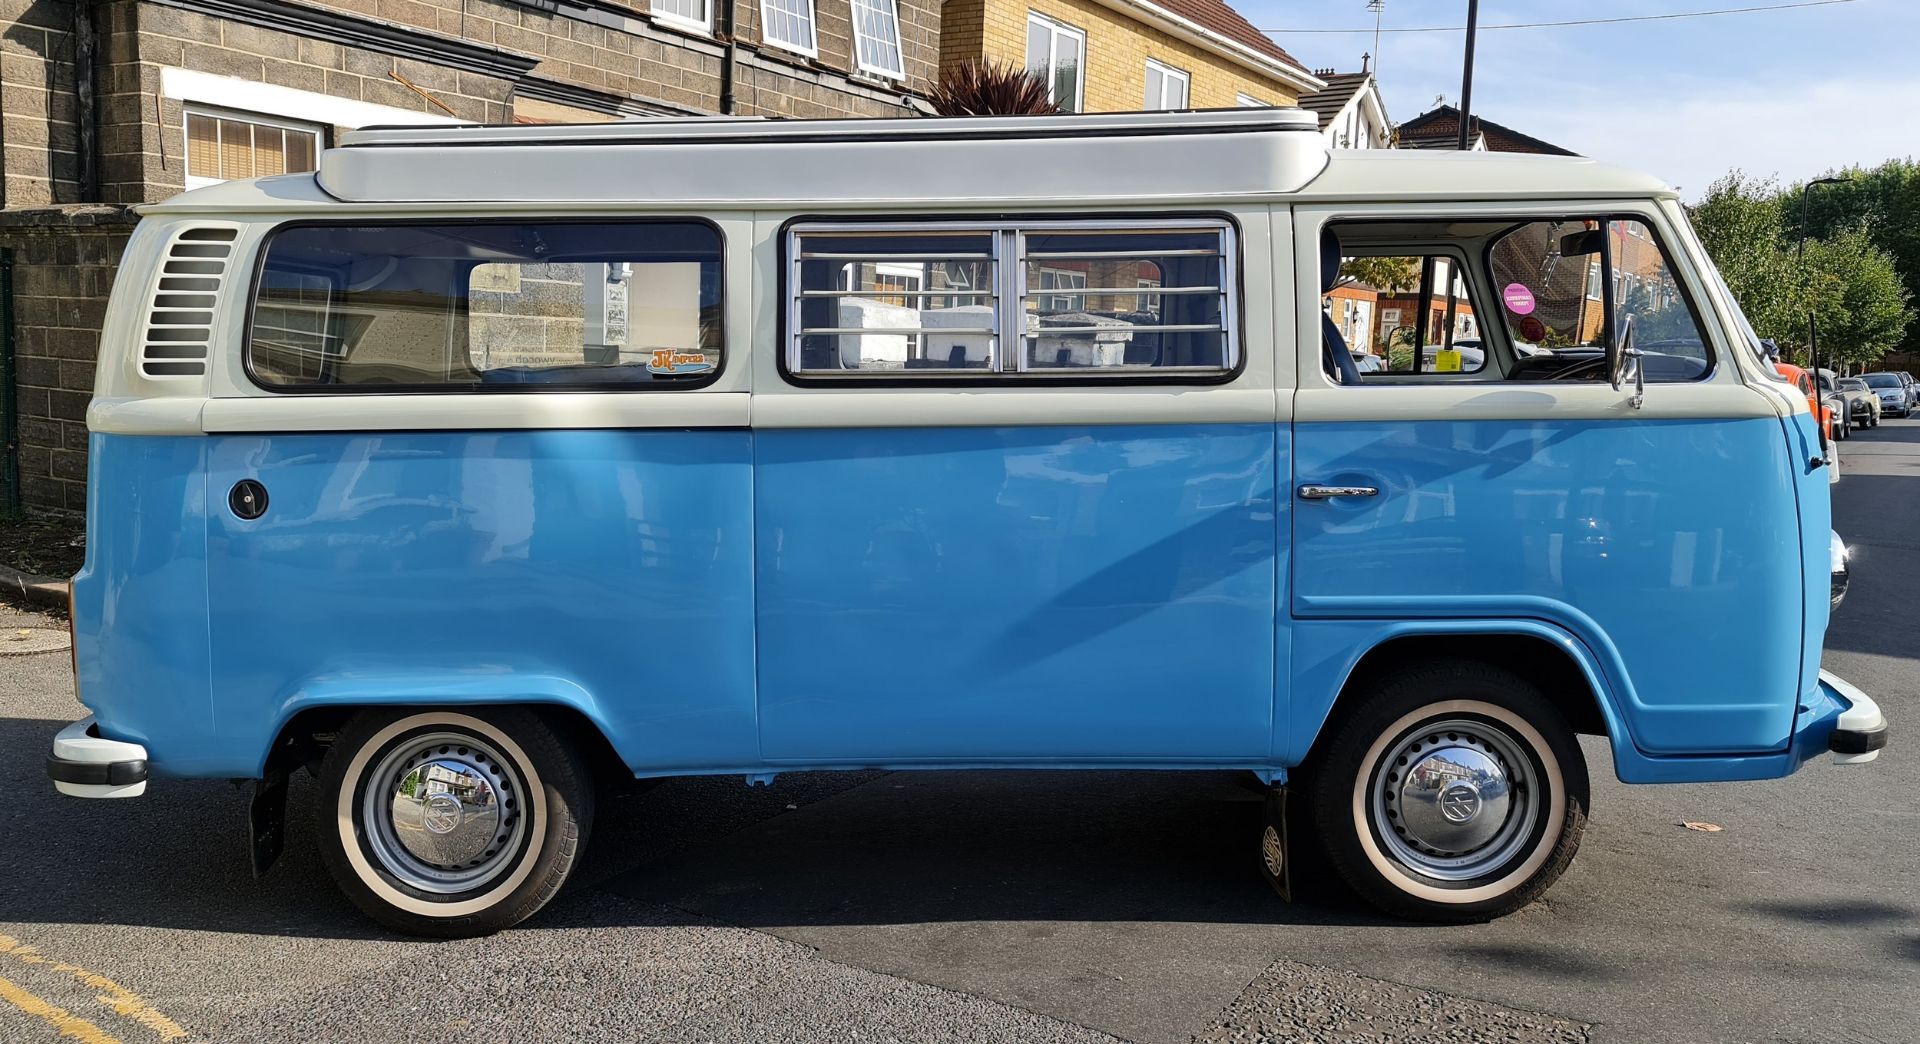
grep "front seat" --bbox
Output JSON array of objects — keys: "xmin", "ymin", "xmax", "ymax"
[{"xmin": 1321, "ymin": 228, "xmax": 1363, "ymax": 386}]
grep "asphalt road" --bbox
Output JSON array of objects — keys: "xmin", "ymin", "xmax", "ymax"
[{"xmin": 1, "ymin": 421, "xmax": 1915, "ymax": 1044}]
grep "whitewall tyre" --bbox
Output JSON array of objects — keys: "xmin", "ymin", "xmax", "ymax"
[
  {"xmin": 1305, "ymin": 660, "xmax": 1587, "ymax": 922},
  {"xmin": 315, "ymin": 707, "xmax": 593, "ymax": 938}
]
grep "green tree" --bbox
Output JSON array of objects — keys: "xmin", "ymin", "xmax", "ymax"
[
  {"xmin": 1801, "ymin": 226, "xmax": 1912, "ymax": 368},
  {"xmin": 1783, "ymin": 159, "xmax": 1920, "ymax": 356},
  {"xmin": 1688, "ymin": 172, "xmax": 1800, "ymax": 342},
  {"xmin": 1687, "ymin": 169, "xmax": 1913, "ymax": 367},
  {"xmin": 1337, "ymin": 255, "xmax": 1420, "ymax": 292}
]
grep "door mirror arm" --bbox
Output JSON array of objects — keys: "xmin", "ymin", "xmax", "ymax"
[{"xmin": 1609, "ymin": 313, "xmax": 1644, "ymax": 409}]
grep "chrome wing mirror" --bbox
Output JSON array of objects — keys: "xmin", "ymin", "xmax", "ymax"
[{"xmin": 1608, "ymin": 313, "xmax": 1645, "ymax": 409}]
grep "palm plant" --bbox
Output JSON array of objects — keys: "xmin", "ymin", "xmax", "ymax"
[{"xmin": 927, "ymin": 60, "xmax": 1060, "ymax": 117}]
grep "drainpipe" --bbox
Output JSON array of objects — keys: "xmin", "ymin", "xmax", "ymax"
[
  {"xmin": 717, "ymin": 0, "xmax": 739, "ymax": 114},
  {"xmin": 74, "ymin": 0, "xmax": 101, "ymax": 201}
]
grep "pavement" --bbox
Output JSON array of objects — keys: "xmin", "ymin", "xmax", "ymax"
[{"xmin": 0, "ymin": 420, "xmax": 1915, "ymax": 1044}]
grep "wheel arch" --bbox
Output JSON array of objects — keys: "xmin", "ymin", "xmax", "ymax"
[
  {"xmin": 262, "ymin": 699, "xmax": 631, "ymax": 790},
  {"xmin": 1296, "ymin": 624, "xmax": 1631, "ymax": 772}
]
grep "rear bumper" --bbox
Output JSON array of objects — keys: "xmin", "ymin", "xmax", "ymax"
[
  {"xmin": 46, "ymin": 716, "xmax": 149, "ymax": 798},
  {"xmin": 1820, "ymin": 670, "xmax": 1888, "ymax": 765}
]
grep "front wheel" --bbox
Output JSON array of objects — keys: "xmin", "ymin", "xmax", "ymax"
[
  {"xmin": 1304, "ymin": 660, "xmax": 1588, "ymax": 922},
  {"xmin": 315, "ymin": 707, "xmax": 594, "ymax": 937}
]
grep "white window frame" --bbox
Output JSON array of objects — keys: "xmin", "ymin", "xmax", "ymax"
[
  {"xmin": 1025, "ymin": 12, "xmax": 1086, "ymax": 113},
  {"xmin": 1236, "ymin": 93, "xmax": 1267, "ymax": 108},
  {"xmin": 183, "ymin": 104, "xmax": 324, "ymax": 190},
  {"xmin": 850, "ymin": 0, "xmax": 907, "ymax": 79},
  {"xmin": 652, "ymin": 0, "xmax": 714, "ymax": 34},
  {"xmin": 786, "ymin": 218, "xmax": 1238, "ymax": 379},
  {"xmin": 1143, "ymin": 59, "xmax": 1190, "ymax": 111},
  {"xmin": 760, "ymin": 0, "xmax": 819, "ymax": 57}
]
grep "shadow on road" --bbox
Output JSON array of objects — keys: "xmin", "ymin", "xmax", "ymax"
[
  {"xmin": 1736, "ymin": 898, "xmax": 1915, "ymax": 927},
  {"xmin": 1, "ymin": 717, "xmax": 1397, "ymax": 938}
]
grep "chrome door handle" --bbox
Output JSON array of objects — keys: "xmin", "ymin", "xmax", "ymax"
[{"xmin": 1298, "ymin": 484, "xmax": 1379, "ymax": 500}]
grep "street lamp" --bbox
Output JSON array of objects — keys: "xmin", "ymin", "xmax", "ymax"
[{"xmin": 1456, "ymin": 0, "xmax": 1480, "ymax": 150}]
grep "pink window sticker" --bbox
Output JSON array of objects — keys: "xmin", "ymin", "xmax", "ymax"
[{"xmin": 1503, "ymin": 283, "xmax": 1536, "ymax": 315}]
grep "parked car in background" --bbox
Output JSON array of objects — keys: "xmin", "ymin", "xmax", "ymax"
[
  {"xmin": 1835, "ymin": 378, "xmax": 1881, "ymax": 430},
  {"xmin": 1777, "ymin": 362, "xmax": 1839, "ymax": 443},
  {"xmin": 1860, "ymin": 372, "xmax": 1910, "ymax": 417},
  {"xmin": 1816, "ymin": 370, "xmax": 1854, "ymax": 440}
]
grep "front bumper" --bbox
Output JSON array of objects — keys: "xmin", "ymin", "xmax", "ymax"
[
  {"xmin": 46, "ymin": 716, "xmax": 149, "ymax": 798},
  {"xmin": 1820, "ymin": 671, "xmax": 1888, "ymax": 764}
]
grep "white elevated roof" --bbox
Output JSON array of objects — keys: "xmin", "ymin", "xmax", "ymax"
[
  {"xmin": 312, "ymin": 109, "xmax": 1327, "ymax": 207},
  {"xmin": 139, "ymin": 109, "xmax": 1677, "ymax": 214}
]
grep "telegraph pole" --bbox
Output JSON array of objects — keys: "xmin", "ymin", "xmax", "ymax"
[{"xmin": 1456, "ymin": 0, "xmax": 1480, "ymax": 150}]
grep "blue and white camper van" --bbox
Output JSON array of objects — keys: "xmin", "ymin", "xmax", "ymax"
[{"xmin": 46, "ymin": 109, "xmax": 1885, "ymax": 936}]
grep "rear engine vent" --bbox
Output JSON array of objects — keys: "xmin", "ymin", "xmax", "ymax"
[{"xmin": 142, "ymin": 227, "xmax": 238, "ymax": 379}]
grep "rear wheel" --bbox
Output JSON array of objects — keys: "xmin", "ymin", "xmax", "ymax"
[
  {"xmin": 1304, "ymin": 659, "xmax": 1587, "ymax": 922},
  {"xmin": 315, "ymin": 707, "xmax": 593, "ymax": 937}
]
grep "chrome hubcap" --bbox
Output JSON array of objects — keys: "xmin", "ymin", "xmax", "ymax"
[
  {"xmin": 363, "ymin": 731, "xmax": 529, "ymax": 894},
  {"xmin": 1371, "ymin": 718, "xmax": 1538, "ymax": 881}
]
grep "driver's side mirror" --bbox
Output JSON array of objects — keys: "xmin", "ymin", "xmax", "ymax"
[{"xmin": 1608, "ymin": 313, "xmax": 1644, "ymax": 409}]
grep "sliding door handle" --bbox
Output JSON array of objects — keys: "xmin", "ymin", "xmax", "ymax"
[{"xmin": 1298, "ymin": 484, "xmax": 1379, "ymax": 500}]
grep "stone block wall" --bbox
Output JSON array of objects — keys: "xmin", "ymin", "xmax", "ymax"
[{"xmin": 0, "ymin": 206, "xmax": 138, "ymax": 512}]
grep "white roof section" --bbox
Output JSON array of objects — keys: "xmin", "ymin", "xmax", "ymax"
[
  {"xmin": 139, "ymin": 110, "xmax": 1678, "ymax": 215},
  {"xmin": 311, "ymin": 110, "xmax": 1326, "ymax": 207}
]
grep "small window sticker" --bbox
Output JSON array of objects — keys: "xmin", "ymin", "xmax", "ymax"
[
  {"xmin": 1518, "ymin": 316, "xmax": 1548, "ymax": 342},
  {"xmin": 1503, "ymin": 283, "xmax": 1536, "ymax": 315},
  {"xmin": 1433, "ymin": 348, "xmax": 1463, "ymax": 373},
  {"xmin": 646, "ymin": 348, "xmax": 712, "ymax": 375}
]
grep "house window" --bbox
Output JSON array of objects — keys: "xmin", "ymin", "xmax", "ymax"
[
  {"xmin": 653, "ymin": 0, "xmax": 713, "ymax": 32},
  {"xmin": 1025, "ymin": 13, "xmax": 1086, "ymax": 113},
  {"xmin": 1143, "ymin": 60, "xmax": 1189, "ymax": 110},
  {"xmin": 760, "ymin": 0, "xmax": 818, "ymax": 55},
  {"xmin": 1236, "ymin": 93, "xmax": 1267, "ymax": 107},
  {"xmin": 185, "ymin": 107, "xmax": 320, "ymax": 189},
  {"xmin": 787, "ymin": 219, "xmax": 1236, "ymax": 378},
  {"xmin": 850, "ymin": 0, "xmax": 906, "ymax": 78},
  {"xmin": 1034, "ymin": 268, "xmax": 1087, "ymax": 312}
]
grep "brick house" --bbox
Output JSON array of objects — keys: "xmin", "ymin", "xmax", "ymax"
[
  {"xmin": 940, "ymin": 0, "xmax": 1320, "ymax": 114},
  {"xmin": 1394, "ymin": 104, "xmax": 1576, "ymax": 155},
  {"xmin": 0, "ymin": 0, "xmax": 941, "ymax": 512}
]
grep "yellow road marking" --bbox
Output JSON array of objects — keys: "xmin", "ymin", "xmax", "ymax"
[
  {"xmin": 0, "ymin": 974, "xmax": 120, "ymax": 1044},
  {"xmin": 0, "ymin": 937, "xmax": 190, "ymax": 1041}
]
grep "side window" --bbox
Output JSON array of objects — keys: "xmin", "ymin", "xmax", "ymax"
[
  {"xmin": 1488, "ymin": 218, "xmax": 1711, "ymax": 381},
  {"xmin": 248, "ymin": 221, "xmax": 722, "ymax": 389},
  {"xmin": 1327, "ymin": 249, "xmax": 1487, "ymax": 376},
  {"xmin": 788, "ymin": 221, "xmax": 1235, "ymax": 379}
]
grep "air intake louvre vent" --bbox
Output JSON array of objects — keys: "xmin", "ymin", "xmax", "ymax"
[{"xmin": 141, "ymin": 227, "xmax": 238, "ymax": 379}]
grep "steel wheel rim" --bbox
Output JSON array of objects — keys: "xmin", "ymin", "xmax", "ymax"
[
  {"xmin": 361, "ymin": 730, "xmax": 530, "ymax": 895},
  {"xmin": 1367, "ymin": 716, "xmax": 1541, "ymax": 882}
]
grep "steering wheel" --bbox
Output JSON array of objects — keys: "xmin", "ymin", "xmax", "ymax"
[{"xmin": 1544, "ymin": 357, "xmax": 1608, "ymax": 382}]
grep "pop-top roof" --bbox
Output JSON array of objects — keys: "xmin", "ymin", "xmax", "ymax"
[{"xmin": 315, "ymin": 109, "xmax": 1328, "ymax": 206}]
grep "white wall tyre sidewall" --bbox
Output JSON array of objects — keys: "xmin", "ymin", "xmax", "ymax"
[
  {"xmin": 1348, "ymin": 699, "xmax": 1566, "ymax": 906},
  {"xmin": 334, "ymin": 712, "xmax": 550, "ymax": 920}
]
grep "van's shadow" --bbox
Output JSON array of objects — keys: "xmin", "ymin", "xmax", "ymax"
[{"xmin": 1, "ymin": 714, "xmax": 1388, "ymax": 937}]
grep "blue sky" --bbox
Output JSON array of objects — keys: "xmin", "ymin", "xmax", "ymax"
[{"xmin": 1244, "ymin": 0, "xmax": 1920, "ymax": 199}]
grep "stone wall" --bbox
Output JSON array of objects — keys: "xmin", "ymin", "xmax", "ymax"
[
  {"xmin": 0, "ymin": 206, "xmax": 138, "ymax": 513},
  {"xmin": 1, "ymin": 0, "xmax": 86, "ymax": 207}
]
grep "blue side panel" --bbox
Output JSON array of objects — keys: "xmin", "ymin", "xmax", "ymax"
[
  {"xmin": 1783, "ymin": 412, "xmax": 1833, "ymax": 742},
  {"xmin": 200, "ymin": 430, "xmax": 756, "ymax": 777},
  {"xmin": 72, "ymin": 435, "xmax": 216, "ymax": 775},
  {"xmin": 1291, "ymin": 417, "xmax": 1803, "ymax": 755},
  {"xmin": 754, "ymin": 424, "xmax": 1279, "ymax": 762}
]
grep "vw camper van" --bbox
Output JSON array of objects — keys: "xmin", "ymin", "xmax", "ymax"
[{"xmin": 47, "ymin": 109, "xmax": 1886, "ymax": 937}]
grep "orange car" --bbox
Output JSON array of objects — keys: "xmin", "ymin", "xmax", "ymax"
[{"xmin": 1775, "ymin": 362, "xmax": 1836, "ymax": 441}]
